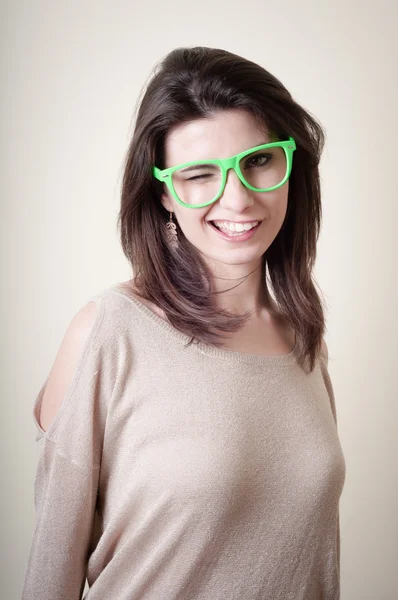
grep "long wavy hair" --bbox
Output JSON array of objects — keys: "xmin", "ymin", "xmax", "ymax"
[{"xmin": 117, "ymin": 46, "xmax": 328, "ymax": 374}]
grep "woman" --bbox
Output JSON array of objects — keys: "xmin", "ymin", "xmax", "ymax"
[{"xmin": 23, "ymin": 46, "xmax": 346, "ymax": 599}]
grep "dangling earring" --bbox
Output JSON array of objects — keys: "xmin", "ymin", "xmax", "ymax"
[{"xmin": 165, "ymin": 211, "xmax": 178, "ymax": 249}]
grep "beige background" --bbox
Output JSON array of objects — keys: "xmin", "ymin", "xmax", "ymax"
[{"xmin": 1, "ymin": 1, "xmax": 397, "ymax": 598}]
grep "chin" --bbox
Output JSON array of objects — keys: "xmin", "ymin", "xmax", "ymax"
[{"xmin": 204, "ymin": 246, "xmax": 267, "ymax": 266}]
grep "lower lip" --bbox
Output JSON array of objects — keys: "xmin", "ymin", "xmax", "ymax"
[{"xmin": 208, "ymin": 221, "xmax": 261, "ymax": 242}]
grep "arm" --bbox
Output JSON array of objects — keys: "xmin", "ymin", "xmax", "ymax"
[
  {"xmin": 320, "ymin": 337, "xmax": 342, "ymax": 572},
  {"xmin": 22, "ymin": 299, "xmax": 105, "ymax": 600}
]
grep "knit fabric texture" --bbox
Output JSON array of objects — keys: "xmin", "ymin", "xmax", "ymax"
[{"xmin": 22, "ymin": 284, "xmax": 346, "ymax": 600}]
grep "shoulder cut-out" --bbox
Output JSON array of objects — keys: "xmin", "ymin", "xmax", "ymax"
[{"xmin": 38, "ymin": 301, "xmax": 101, "ymax": 432}]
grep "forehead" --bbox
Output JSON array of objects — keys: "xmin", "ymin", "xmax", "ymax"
[{"xmin": 163, "ymin": 109, "xmax": 272, "ymax": 167}]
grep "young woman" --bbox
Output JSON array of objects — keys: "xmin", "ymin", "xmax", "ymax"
[{"xmin": 23, "ymin": 46, "xmax": 346, "ymax": 600}]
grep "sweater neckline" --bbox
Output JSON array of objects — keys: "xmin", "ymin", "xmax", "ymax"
[{"xmin": 107, "ymin": 285, "xmax": 298, "ymax": 367}]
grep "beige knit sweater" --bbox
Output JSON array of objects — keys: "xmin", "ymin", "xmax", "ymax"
[{"xmin": 22, "ymin": 284, "xmax": 346, "ymax": 600}]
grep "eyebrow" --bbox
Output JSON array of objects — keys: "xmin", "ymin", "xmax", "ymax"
[
  {"xmin": 176, "ymin": 141, "xmax": 271, "ymax": 173},
  {"xmin": 178, "ymin": 164, "xmax": 219, "ymax": 173}
]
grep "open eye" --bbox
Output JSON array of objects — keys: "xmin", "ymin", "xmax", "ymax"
[{"xmin": 245, "ymin": 153, "xmax": 272, "ymax": 168}]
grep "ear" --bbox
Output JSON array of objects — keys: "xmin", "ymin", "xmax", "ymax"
[{"xmin": 160, "ymin": 191, "xmax": 173, "ymax": 213}]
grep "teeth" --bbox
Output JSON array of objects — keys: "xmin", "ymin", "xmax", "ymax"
[{"xmin": 213, "ymin": 221, "xmax": 259, "ymax": 232}]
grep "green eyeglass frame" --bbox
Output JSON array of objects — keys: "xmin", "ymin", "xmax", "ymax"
[{"xmin": 152, "ymin": 137, "xmax": 297, "ymax": 208}]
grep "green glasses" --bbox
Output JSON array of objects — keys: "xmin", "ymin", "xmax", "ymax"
[{"xmin": 152, "ymin": 137, "xmax": 296, "ymax": 208}]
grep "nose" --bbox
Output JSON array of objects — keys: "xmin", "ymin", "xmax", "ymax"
[{"xmin": 218, "ymin": 168, "xmax": 254, "ymax": 211}]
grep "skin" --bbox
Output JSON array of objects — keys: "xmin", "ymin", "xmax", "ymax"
[
  {"xmin": 159, "ymin": 108, "xmax": 289, "ymax": 319},
  {"xmin": 124, "ymin": 108, "xmax": 296, "ymax": 356}
]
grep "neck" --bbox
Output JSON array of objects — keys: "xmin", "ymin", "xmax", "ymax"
[{"xmin": 206, "ymin": 257, "xmax": 275, "ymax": 317}]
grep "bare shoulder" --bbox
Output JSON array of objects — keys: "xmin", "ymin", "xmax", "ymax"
[
  {"xmin": 320, "ymin": 338, "xmax": 329, "ymax": 367},
  {"xmin": 39, "ymin": 300, "xmax": 101, "ymax": 432},
  {"xmin": 69, "ymin": 300, "xmax": 100, "ymax": 336}
]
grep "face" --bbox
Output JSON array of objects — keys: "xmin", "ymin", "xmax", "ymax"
[{"xmin": 159, "ymin": 109, "xmax": 289, "ymax": 273}]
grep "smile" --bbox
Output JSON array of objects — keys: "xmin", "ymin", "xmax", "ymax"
[
  {"xmin": 212, "ymin": 220, "xmax": 259, "ymax": 233},
  {"xmin": 207, "ymin": 220, "xmax": 262, "ymax": 242}
]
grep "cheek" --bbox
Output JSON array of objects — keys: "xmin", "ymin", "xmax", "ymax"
[
  {"xmin": 276, "ymin": 196, "xmax": 289, "ymax": 221},
  {"xmin": 266, "ymin": 188, "xmax": 289, "ymax": 220},
  {"xmin": 174, "ymin": 209, "xmax": 209, "ymax": 235}
]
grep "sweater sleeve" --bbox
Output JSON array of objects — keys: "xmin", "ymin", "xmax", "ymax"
[
  {"xmin": 22, "ymin": 296, "xmax": 112, "ymax": 600},
  {"xmin": 22, "ymin": 441, "xmax": 100, "ymax": 599},
  {"xmin": 318, "ymin": 351, "xmax": 343, "ymax": 579}
]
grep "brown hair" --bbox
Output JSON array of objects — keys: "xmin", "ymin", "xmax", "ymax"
[{"xmin": 117, "ymin": 46, "xmax": 328, "ymax": 374}]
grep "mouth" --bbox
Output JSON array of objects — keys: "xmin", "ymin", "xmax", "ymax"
[{"xmin": 207, "ymin": 220, "xmax": 262, "ymax": 242}]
